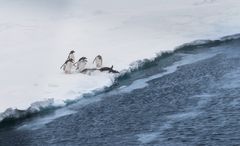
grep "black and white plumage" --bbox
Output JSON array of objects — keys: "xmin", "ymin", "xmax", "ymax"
[
  {"xmin": 60, "ymin": 58, "xmax": 75, "ymax": 74},
  {"xmin": 75, "ymin": 57, "xmax": 88, "ymax": 72},
  {"xmin": 67, "ymin": 50, "xmax": 75, "ymax": 62},
  {"xmin": 99, "ymin": 65, "xmax": 119, "ymax": 73},
  {"xmin": 93, "ymin": 55, "xmax": 103, "ymax": 68},
  {"xmin": 81, "ymin": 65, "xmax": 119, "ymax": 75}
]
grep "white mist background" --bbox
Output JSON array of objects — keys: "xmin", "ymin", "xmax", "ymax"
[{"xmin": 0, "ymin": 0, "xmax": 240, "ymax": 112}]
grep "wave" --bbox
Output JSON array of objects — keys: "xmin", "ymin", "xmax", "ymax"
[
  {"xmin": 1, "ymin": 33, "xmax": 240, "ymax": 126},
  {"xmin": 117, "ymin": 33, "xmax": 240, "ymax": 81}
]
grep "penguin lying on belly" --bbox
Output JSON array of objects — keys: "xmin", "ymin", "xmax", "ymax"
[
  {"xmin": 99, "ymin": 65, "xmax": 119, "ymax": 73},
  {"xmin": 81, "ymin": 65, "xmax": 119, "ymax": 75}
]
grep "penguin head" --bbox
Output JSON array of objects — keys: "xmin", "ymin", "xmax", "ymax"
[
  {"xmin": 79, "ymin": 57, "xmax": 87, "ymax": 62},
  {"xmin": 70, "ymin": 50, "xmax": 75, "ymax": 54},
  {"xmin": 69, "ymin": 58, "xmax": 74, "ymax": 63},
  {"xmin": 83, "ymin": 57, "xmax": 87, "ymax": 60},
  {"xmin": 97, "ymin": 55, "xmax": 102, "ymax": 59}
]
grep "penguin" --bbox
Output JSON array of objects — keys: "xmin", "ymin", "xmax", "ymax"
[
  {"xmin": 99, "ymin": 65, "xmax": 119, "ymax": 73},
  {"xmin": 93, "ymin": 55, "xmax": 103, "ymax": 68},
  {"xmin": 80, "ymin": 65, "xmax": 119, "ymax": 75},
  {"xmin": 74, "ymin": 57, "xmax": 88, "ymax": 72},
  {"xmin": 60, "ymin": 58, "xmax": 74, "ymax": 74},
  {"xmin": 67, "ymin": 50, "xmax": 75, "ymax": 62},
  {"xmin": 81, "ymin": 68, "xmax": 98, "ymax": 75}
]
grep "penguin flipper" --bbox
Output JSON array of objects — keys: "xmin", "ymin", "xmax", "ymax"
[{"xmin": 60, "ymin": 63, "xmax": 65, "ymax": 69}]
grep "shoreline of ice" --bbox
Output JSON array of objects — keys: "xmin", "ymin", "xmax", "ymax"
[
  {"xmin": 1, "ymin": 0, "xmax": 240, "ymax": 121},
  {"xmin": 1, "ymin": 33, "xmax": 240, "ymax": 123}
]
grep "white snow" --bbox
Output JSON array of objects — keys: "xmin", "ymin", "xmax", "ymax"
[{"xmin": 0, "ymin": 0, "xmax": 240, "ymax": 114}]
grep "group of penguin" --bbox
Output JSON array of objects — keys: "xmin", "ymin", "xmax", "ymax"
[{"xmin": 60, "ymin": 50, "xmax": 119, "ymax": 74}]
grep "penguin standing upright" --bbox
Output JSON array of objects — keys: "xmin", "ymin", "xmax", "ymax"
[
  {"xmin": 75, "ymin": 57, "xmax": 88, "ymax": 72},
  {"xmin": 93, "ymin": 55, "xmax": 102, "ymax": 68},
  {"xmin": 67, "ymin": 50, "xmax": 75, "ymax": 62},
  {"xmin": 60, "ymin": 58, "xmax": 74, "ymax": 74}
]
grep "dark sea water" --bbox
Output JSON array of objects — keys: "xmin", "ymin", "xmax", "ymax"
[{"xmin": 1, "ymin": 37, "xmax": 240, "ymax": 146}]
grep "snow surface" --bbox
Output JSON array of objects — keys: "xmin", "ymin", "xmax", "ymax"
[{"xmin": 0, "ymin": 0, "xmax": 240, "ymax": 114}]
